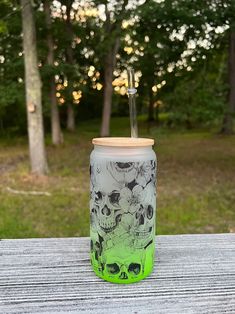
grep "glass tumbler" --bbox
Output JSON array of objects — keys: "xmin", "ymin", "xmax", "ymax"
[{"xmin": 90, "ymin": 137, "xmax": 156, "ymax": 284}]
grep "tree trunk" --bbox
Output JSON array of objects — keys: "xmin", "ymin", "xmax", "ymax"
[
  {"xmin": 67, "ymin": 102, "xmax": 75, "ymax": 131},
  {"xmin": 155, "ymin": 104, "xmax": 159, "ymax": 124},
  {"xmin": 221, "ymin": 29, "xmax": 235, "ymax": 134},
  {"xmin": 21, "ymin": 0, "xmax": 48, "ymax": 175},
  {"xmin": 44, "ymin": 0, "xmax": 63, "ymax": 145},
  {"xmin": 65, "ymin": 1, "xmax": 75, "ymax": 132},
  {"xmin": 148, "ymin": 86, "xmax": 155, "ymax": 122},
  {"xmin": 100, "ymin": 52, "xmax": 114, "ymax": 137},
  {"xmin": 99, "ymin": 0, "xmax": 128, "ymax": 137},
  {"xmin": 100, "ymin": 38, "xmax": 120, "ymax": 137}
]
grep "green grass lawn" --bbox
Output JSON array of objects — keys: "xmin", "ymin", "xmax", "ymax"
[{"xmin": 0, "ymin": 116, "xmax": 235, "ymax": 238}]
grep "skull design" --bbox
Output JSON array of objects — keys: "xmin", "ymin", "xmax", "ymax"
[
  {"xmin": 90, "ymin": 159, "xmax": 156, "ymax": 281},
  {"xmin": 90, "ymin": 234, "xmax": 104, "ymax": 273},
  {"xmin": 107, "ymin": 162, "xmax": 137, "ymax": 184},
  {"xmin": 129, "ymin": 183, "xmax": 155, "ymax": 249},
  {"xmin": 150, "ymin": 160, "xmax": 157, "ymax": 184},
  {"xmin": 91, "ymin": 163, "xmax": 123, "ymax": 234},
  {"xmin": 102, "ymin": 247, "xmax": 146, "ymax": 281},
  {"xmin": 93, "ymin": 189, "xmax": 122, "ymax": 233}
]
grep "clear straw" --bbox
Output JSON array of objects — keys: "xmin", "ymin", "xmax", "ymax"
[{"xmin": 127, "ymin": 68, "xmax": 138, "ymax": 138}]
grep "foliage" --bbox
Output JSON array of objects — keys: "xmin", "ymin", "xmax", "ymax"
[
  {"xmin": 0, "ymin": 1, "xmax": 26, "ymax": 133},
  {"xmin": 0, "ymin": 0, "xmax": 234, "ymax": 133},
  {"xmin": 162, "ymin": 49, "xmax": 227, "ymax": 127}
]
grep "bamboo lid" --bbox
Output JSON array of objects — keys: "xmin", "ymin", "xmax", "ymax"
[{"xmin": 92, "ymin": 137, "xmax": 154, "ymax": 147}]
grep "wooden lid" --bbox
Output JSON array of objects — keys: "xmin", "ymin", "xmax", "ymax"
[{"xmin": 92, "ymin": 137, "xmax": 154, "ymax": 147}]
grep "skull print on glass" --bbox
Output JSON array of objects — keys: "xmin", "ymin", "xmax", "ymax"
[{"xmin": 90, "ymin": 138, "xmax": 156, "ymax": 284}]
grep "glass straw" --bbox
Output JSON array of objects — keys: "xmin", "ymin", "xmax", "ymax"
[{"xmin": 127, "ymin": 68, "xmax": 138, "ymax": 138}]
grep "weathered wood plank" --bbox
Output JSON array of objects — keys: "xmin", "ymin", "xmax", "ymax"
[{"xmin": 0, "ymin": 234, "xmax": 235, "ymax": 313}]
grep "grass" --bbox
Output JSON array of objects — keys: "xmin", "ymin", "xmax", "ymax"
[{"xmin": 0, "ymin": 116, "xmax": 235, "ymax": 238}]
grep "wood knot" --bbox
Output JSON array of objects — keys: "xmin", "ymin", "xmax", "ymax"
[{"xmin": 27, "ymin": 103, "xmax": 36, "ymax": 113}]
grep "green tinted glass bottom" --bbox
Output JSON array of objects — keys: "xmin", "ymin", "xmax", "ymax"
[{"xmin": 91, "ymin": 240, "xmax": 155, "ymax": 284}]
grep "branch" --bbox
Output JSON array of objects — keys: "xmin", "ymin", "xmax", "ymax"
[
  {"xmin": 112, "ymin": 37, "xmax": 120, "ymax": 67},
  {"xmin": 6, "ymin": 187, "xmax": 51, "ymax": 196},
  {"xmin": 104, "ymin": 3, "xmax": 111, "ymax": 33}
]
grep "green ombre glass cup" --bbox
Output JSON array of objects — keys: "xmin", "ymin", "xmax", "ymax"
[{"xmin": 90, "ymin": 137, "xmax": 156, "ymax": 284}]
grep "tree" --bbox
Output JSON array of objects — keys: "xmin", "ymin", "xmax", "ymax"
[
  {"xmin": 134, "ymin": 0, "xmax": 234, "ymax": 131},
  {"xmin": 162, "ymin": 52, "xmax": 226, "ymax": 128},
  {"xmin": 99, "ymin": 1, "xmax": 127, "ymax": 136},
  {"xmin": 221, "ymin": 27, "xmax": 235, "ymax": 134},
  {"xmin": 88, "ymin": 0, "xmax": 137, "ymax": 136},
  {"xmin": 44, "ymin": 0, "xmax": 63, "ymax": 144},
  {"xmin": 0, "ymin": 1, "xmax": 26, "ymax": 133},
  {"xmin": 1, "ymin": 0, "xmax": 234, "ymax": 137},
  {"xmin": 100, "ymin": 0, "xmax": 140, "ymax": 137},
  {"xmin": 132, "ymin": 0, "xmax": 191, "ymax": 123},
  {"xmin": 21, "ymin": 0, "xmax": 48, "ymax": 174},
  {"xmin": 64, "ymin": 0, "xmax": 76, "ymax": 132}
]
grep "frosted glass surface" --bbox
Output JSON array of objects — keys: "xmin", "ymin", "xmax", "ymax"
[{"xmin": 90, "ymin": 145, "xmax": 157, "ymax": 283}]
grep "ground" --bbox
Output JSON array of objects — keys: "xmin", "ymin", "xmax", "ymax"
[{"xmin": 0, "ymin": 117, "xmax": 235, "ymax": 238}]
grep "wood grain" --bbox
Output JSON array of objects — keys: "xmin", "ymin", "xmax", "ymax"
[{"xmin": 0, "ymin": 234, "xmax": 235, "ymax": 313}]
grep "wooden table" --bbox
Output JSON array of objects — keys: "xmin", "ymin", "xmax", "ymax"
[{"xmin": 0, "ymin": 234, "xmax": 235, "ymax": 313}]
